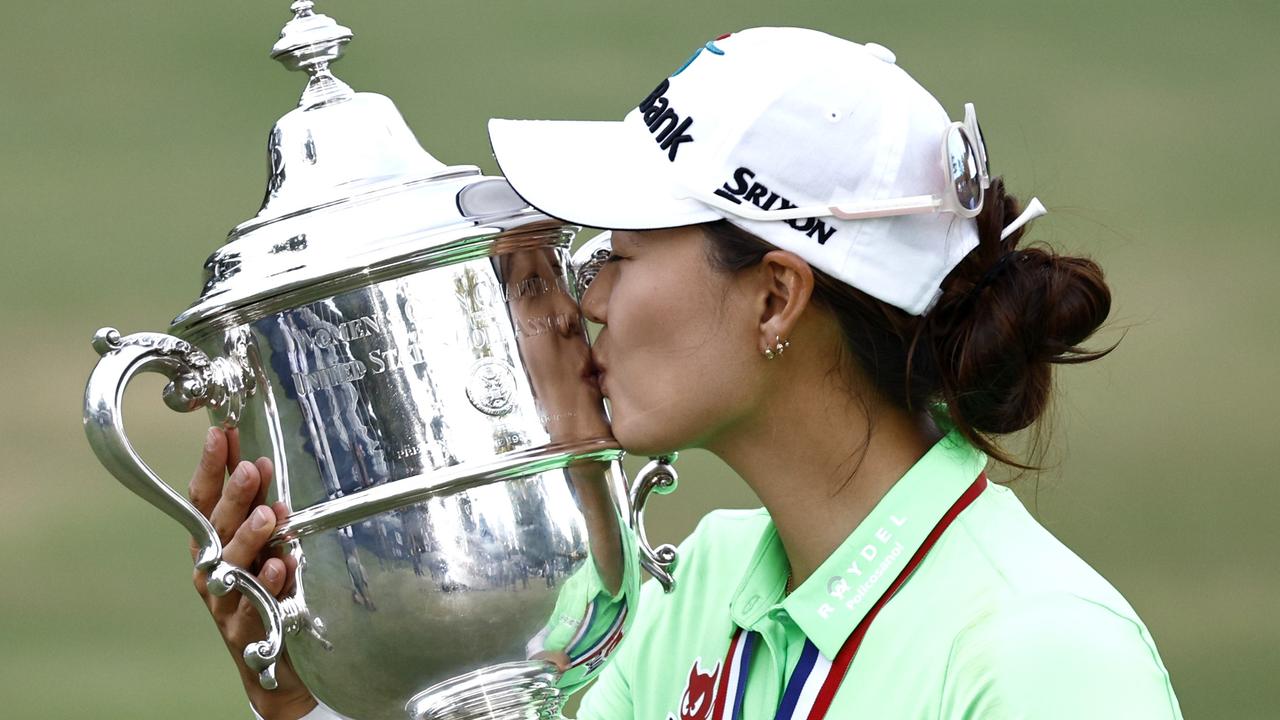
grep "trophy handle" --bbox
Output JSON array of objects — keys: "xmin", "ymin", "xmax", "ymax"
[
  {"xmin": 629, "ymin": 455, "xmax": 680, "ymax": 593},
  {"xmin": 83, "ymin": 327, "xmax": 284, "ymax": 690},
  {"xmin": 570, "ymin": 230, "xmax": 613, "ymax": 298}
]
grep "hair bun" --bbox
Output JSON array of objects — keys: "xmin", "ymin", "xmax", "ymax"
[{"xmin": 933, "ymin": 181, "xmax": 1114, "ymax": 439}]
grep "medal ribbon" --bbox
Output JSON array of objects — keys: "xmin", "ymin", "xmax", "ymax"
[
  {"xmin": 715, "ymin": 472, "xmax": 989, "ymax": 720},
  {"xmin": 566, "ymin": 597, "xmax": 629, "ymax": 671}
]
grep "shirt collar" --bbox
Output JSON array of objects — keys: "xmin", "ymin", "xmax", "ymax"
[{"xmin": 728, "ymin": 427, "xmax": 988, "ymax": 660}]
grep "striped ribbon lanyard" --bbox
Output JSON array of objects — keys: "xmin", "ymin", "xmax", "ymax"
[{"xmin": 714, "ymin": 473, "xmax": 988, "ymax": 720}]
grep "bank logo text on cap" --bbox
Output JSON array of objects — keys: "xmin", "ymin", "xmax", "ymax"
[{"xmin": 637, "ymin": 79, "xmax": 696, "ymax": 161}]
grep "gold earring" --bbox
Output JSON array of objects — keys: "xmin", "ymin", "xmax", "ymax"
[{"xmin": 763, "ymin": 335, "xmax": 791, "ymax": 360}]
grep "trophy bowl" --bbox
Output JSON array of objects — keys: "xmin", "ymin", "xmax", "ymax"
[{"xmin": 82, "ymin": 4, "xmax": 677, "ymax": 718}]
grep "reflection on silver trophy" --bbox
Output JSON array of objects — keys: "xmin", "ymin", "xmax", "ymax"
[{"xmin": 81, "ymin": 3, "xmax": 678, "ymax": 718}]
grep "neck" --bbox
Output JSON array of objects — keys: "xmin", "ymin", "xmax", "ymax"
[{"xmin": 706, "ymin": 369, "xmax": 941, "ymax": 589}]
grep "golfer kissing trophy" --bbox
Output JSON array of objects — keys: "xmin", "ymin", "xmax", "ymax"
[{"xmin": 82, "ymin": 3, "xmax": 679, "ymax": 718}]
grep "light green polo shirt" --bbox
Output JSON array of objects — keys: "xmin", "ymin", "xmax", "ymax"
[{"xmin": 577, "ymin": 429, "xmax": 1183, "ymax": 719}]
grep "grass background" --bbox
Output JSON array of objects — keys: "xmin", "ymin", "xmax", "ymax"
[{"xmin": 2, "ymin": 0, "xmax": 1277, "ymax": 717}]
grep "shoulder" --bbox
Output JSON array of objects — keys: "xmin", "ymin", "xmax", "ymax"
[
  {"xmin": 927, "ymin": 484, "xmax": 1183, "ymax": 718},
  {"xmin": 940, "ymin": 591, "xmax": 1183, "ymax": 718},
  {"xmin": 936, "ymin": 482, "xmax": 1141, "ymax": 613}
]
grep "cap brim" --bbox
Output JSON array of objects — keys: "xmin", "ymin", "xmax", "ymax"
[{"xmin": 488, "ymin": 118, "xmax": 720, "ymax": 230}]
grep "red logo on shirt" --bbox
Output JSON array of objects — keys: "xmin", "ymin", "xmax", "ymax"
[{"xmin": 668, "ymin": 658, "xmax": 722, "ymax": 720}]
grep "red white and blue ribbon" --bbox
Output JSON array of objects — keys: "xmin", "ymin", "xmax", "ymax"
[
  {"xmin": 567, "ymin": 597, "xmax": 629, "ymax": 672},
  {"xmin": 707, "ymin": 628, "xmax": 755, "ymax": 720},
  {"xmin": 773, "ymin": 640, "xmax": 829, "ymax": 719},
  {"xmin": 710, "ymin": 473, "xmax": 987, "ymax": 719}
]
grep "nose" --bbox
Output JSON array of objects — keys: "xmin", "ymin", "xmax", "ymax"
[
  {"xmin": 571, "ymin": 232, "xmax": 614, "ymax": 326},
  {"xmin": 580, "ymin": 268, "xmax": 609, "ymax": 326}
]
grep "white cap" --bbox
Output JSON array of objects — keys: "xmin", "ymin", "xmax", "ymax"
[{"xmin": 489, "ymin": 27, "xmax": 981, "ymax": 315}]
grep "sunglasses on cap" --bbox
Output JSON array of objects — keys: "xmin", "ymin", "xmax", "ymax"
[{"xmin": 685, "ymin": 102, "xmax": 991, "ymax": 223}]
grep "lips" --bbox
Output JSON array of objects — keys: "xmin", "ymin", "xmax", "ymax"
[
  {"xmin": 589, "ymin": 348, "xmax": 607, "ymax": 375},
  {"xmin": 589, "ymin": 350, "xmax": 608, "ymax": 395}
]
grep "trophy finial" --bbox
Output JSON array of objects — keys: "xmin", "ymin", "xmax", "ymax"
[
  {"xmin": 271, "ymin": 1, "xmax": 354, "ymax": 107},
  {"xmin": 235, "ymin": 0, "xmax": 449, "ymax": 235}
]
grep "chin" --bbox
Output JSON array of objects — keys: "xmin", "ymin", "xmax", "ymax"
[{"xmin": 609, "ymin": 410, "xmax": 688, "ymax": 458}]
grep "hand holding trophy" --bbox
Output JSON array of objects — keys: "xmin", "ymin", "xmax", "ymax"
[
  {"xmin": 186, "ymin": 428, "xmax": 317, "ymax": 718},
  {"xmin": 82, "ymin": 3, "xmax": 678, "ymax": 718}
]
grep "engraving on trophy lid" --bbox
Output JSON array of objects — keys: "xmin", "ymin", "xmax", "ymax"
[{"xmin": 466, "ymin": 359, "xmax": 518, "ymax": 417}]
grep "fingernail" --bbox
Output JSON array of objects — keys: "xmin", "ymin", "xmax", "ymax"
[
  {"xmin": 234, "ymin": 462, "xmax": 254, "ymax": 488},
  {"xmin": 252, "ymin": 506, "xmax": 273, "ymax": 530},
  {"xmin": 204, "ymin": 427, "xmax": 217, "ymax": 451},
  {"xmin": 264, "ymin": 563, "xmax": 281, "ymax": 582}
]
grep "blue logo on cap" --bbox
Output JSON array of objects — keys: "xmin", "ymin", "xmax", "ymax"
[{"xmin": 671, "ymin": 35, "xmax": 729, "ymax": 77}]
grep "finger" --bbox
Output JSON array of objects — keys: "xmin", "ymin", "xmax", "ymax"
[
  {"xmin": 226, "ymin": 560, "xmax": 283, "ymax": 655},
  {"xmin": 531, "ymin": 650, "xmax": 571, "ymax": 673},
  {"xmin": 252, "ymin": 456, "xmax": 274, "ymax": 509},
  {"xmin": 211, "ymin": 505, "xmax": 277, "ymax": 616},
  {"xmin": 192, "ymin": 566, "xmax": 210, "ymax": 601},
  {"xmin": 189, "ymin": 427, "xmax": 227, "ymax": 519},
  {"xmin": 210, "ymin": 461, "xmax": 262, "ymax": 547},
  {"xmin": 258, "ymin": 557, "xmax": 287, "ymax": 598},
  {"xmin": 280, "ymin": 553, "xmax": 300, "ymax": 597},
  {"xmin": 223, "ymin": 505, "xmax": 275, "ymax": 570},
  {"xmin": 225, "ymin": 427, "xmax": 242, "ymax": 475},
  {"xmin": 232, "ymin": 560, "xmax": 312, "ymax": 709},
  {"xmin": 268, "ymin": 500, "xmax": 299, "ymax": 594},
  {"xmin": 189, "ymin": 428, "xmax": 228, "ymax": 563}
]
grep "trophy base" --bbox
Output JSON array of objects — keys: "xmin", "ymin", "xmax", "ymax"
[{"xmin": 406, "ymin": 661, "xmax": 562, "ymax": 720}]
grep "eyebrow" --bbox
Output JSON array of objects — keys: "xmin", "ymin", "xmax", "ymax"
[{"xmin": 611, "ymin": 232, "xmax": 640, "ymax": 249}]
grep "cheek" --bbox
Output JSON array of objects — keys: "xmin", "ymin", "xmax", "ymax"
[{"xmin": 605, "ymin": 273, "xmax": 757, "ymax": 454}]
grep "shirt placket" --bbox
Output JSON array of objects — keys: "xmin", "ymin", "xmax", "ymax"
[{"xmin": 743, "ymin": 606, "xmax": 809, "ymax": 719}]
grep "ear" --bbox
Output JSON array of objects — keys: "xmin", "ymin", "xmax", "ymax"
[{"xmin": 754, "ymin": 250, "xmax": 814, "ymax": 353}]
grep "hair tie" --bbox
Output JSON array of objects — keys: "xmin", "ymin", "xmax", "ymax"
[
  {"xmin": 965, "ymin": 251, "xmax": 1020, "ymax": 304},
  {"xmin": 960, "ymin": 197, "xmax": 1048, "ymax": 306}
]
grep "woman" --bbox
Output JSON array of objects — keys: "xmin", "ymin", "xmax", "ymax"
[{"xmin": 197, "ymin": 27, "xmax": 1182, "ymax": 719}]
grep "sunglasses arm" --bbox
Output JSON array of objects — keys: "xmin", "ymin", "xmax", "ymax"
[
  {"xmin": 686, "ymin": 189, "xmax": 943, "ymax": 222},
  {"xmin": 828, "ymin": 195, "xmax": 941, "ymax": 220}
]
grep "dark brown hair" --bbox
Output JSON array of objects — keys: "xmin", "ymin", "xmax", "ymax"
[{"xmin": 702, "ymin": 177, "xmax": 1115, "ymax": 469}]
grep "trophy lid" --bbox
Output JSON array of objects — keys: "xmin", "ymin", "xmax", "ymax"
[{"xmin": 172, "ymin": 1, "xmax": 554, "ymax": 334}]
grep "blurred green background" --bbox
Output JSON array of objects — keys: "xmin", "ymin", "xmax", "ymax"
[{"xmin": 2, "ymin": 0, "xmax": 1277, "ymax": 717}]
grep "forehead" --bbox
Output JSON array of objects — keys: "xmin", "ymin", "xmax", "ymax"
[{"xmin": 613, "ymin": 226, "xmax": 703, "ymax": 249}]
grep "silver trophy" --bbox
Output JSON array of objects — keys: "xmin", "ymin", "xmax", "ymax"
[{"xmin": 82, "ymin": 3, "xmax": 678, "ymax": 718}]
